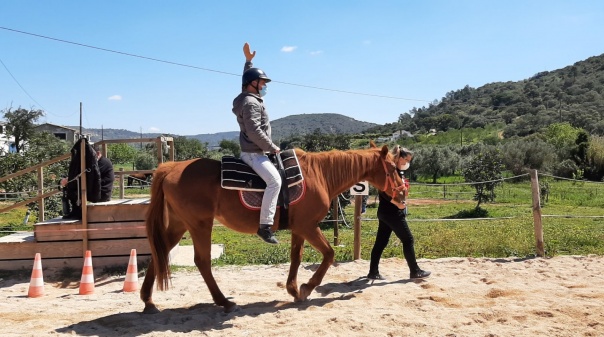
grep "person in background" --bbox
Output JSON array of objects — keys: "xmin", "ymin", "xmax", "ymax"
[
  {"xmin": 232, "ymin": 42, "xmax": 281, "ymax": 244},
  {"xmin": 96, "ymin": 149, "xmax": 114, "ymax": 202},
  {"xmin": 367, "ymin": 146, "xmax": 431, "ymax": 280},
  {"xmin": 61, "ymin": 149, "xmax": 114, "ymax": 219},
  {"xmin": 361, "ymin": 195, "xmax": 369, "ymax": 214}
]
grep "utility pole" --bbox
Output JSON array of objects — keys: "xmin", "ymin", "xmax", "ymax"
[{"xmin": 79, "ymin": 102, "xmax": 83, "ymax": 138}]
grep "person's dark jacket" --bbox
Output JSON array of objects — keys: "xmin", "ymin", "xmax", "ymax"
[
  {"xmin": 97, "ymin": 156, "xmax": 114, "ymax": 202},
  {"xmin": 66, "ymin": 139, "xmax": 101, "ymax": 203}
]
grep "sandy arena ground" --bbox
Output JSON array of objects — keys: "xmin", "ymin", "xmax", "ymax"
[{"xmin": 1, "ymin": 254, "xmax": 603, "ymax": 336}]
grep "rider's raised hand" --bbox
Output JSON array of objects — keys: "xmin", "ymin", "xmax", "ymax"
[{"xmin": 243, "ymin": 42, "xmax": 256, "ymax": 62}]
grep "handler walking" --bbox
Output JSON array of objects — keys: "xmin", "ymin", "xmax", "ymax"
[{"xmin": 367, "ymin": 146, "xmax": 430, "ymax": 280}]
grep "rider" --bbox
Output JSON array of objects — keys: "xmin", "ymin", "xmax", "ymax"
[{"xmin": 232, "ymin": 42, "xmax": 281, "ymax": 244}]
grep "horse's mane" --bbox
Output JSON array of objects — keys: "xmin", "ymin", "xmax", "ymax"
[{"xmin": 295, "ymin": 147, "xmax": 381, "ymax": 191}]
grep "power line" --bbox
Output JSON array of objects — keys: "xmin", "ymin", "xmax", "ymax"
[
  {"xmin": 0, "ymin": 26, "xmax": 432, "ymax": 103},
  {"xmin": 0, "ymin": 56, "xmax": 77, "ymax": 118},
  {"xmin": 0, "ymin": 56, "xmax": 46, "ymax": 111}
]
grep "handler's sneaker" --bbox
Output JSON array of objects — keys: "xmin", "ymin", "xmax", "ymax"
[
  {"xmin": 367, "ymin": 271, "xmax": 386, "ymax": 280},
  {"xmin": 257, "ymin": 225, "xmax": 279, "ymax": 244},
  {"xmin": 410, "ymin": 269, "xmax": 431, "ymax": 279}
]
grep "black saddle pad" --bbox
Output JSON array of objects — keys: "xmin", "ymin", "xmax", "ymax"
[{"xmin": 221, "ymin": 149, "xmax": 304, "ymax": 192}]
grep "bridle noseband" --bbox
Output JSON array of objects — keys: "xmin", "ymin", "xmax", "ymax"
[{"xmin": 380, "ymin": 156, "xmax": 406, "ymax": 201}]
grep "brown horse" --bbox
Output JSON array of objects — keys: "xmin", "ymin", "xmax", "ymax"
[{"xmin": 141, "ymin": 142, "xmax": 405, "ymax": 313}]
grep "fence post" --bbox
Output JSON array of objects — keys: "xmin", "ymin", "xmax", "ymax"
[
  {"xmin": 530, "ymin": 169, "xmax": 545, "ymax": 257},
  {"xmin": 119, "ymin": 168, "xmax": 125, "ymax": 199},
  {"xmin": 353, "ymin": 195, "xmax": 362, "ymax": 260},
  {"xmin": 332, "ymin": 198, "xmax": 339, "ymax": 246}
]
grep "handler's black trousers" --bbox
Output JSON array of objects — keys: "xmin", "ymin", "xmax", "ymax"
[{"xmin": 369, "ymin": 208, "xmax": 420, "ymax": 274}]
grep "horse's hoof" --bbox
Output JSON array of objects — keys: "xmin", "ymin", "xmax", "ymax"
[
  {"xmin": 142, "ymin": 304, "xmax": 161, "ymax": 314},
  {"xmin": 224, "ymin": 303, "xmax": 240, "ymax": 313},
  {"xmin": 297, "ymin": 284, "xmax": 312, "ymax": 301}
]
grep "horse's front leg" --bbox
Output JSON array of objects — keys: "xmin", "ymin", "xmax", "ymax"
[
  {"xmin": 298, "ymin": 227, "xmax": 334, "ymax": 301},
  {"xmin": 287, "ymin": 233, "xmax": 305, "ymax": 300}
]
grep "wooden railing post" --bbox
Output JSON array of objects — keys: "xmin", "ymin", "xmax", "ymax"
[
  {"xmin": 156, "ymin": 138, "xmax": 163, "ymax": 164},
  {"xmin": 37, "ymin": 167, "xmax": 44, "ymax": 222},
  {"xmin": 80, "ymin": 140, "xmax": 89, "ymax": 256},
  {"xmin": 530, "ymin": 169, "xmax": 545, "ymax": 257},
  {"xmin": 168, "ymin": 139, "xmax": 175, "ymax": 161}
]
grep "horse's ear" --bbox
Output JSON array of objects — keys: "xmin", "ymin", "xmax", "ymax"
[
  {"xmin": 369, "ymin": 140, "xmax": 377, "ymax": 148},
  {"xmin": 380, "ymin": 145, "xmax": 389, "ymax": 158}
]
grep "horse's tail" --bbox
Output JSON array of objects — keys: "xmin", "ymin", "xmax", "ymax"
[{"xmin": 146, "ymin": 164, "xmax": 172, "ymax": 291}]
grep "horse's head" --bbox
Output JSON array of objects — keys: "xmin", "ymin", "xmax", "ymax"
[{"xmin": 371, "ymin": 141, "xmax": 407, "ymax": 207}]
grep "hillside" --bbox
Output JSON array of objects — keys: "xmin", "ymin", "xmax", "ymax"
[
  {"xmin": 78, "ymin": 113, "xmax": 376, "ymax": 145},
  {"xmin": 271, "ymin": 113, "xmax": 377, "ymax": 140},
  {"xmin": 368, "ymin": 53, "xmax": 604, "ymax": 137}
]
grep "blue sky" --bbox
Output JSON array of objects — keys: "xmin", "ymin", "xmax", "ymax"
[{"xmin": 1, "ymin": 1, "xmax": 603, "ymax": 136}]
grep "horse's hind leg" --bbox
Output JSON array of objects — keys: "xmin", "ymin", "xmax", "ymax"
[
  {"xmin": 298, "ymin": 227, "xmax": 334, "ymax": 301},
  {"xmin": 189, "ymin": 221, "xmax": 238, "ymax": 313},
  {"xmin": 140, "ymin": 214, "xmax": 187, "ymax": 314},
  {"xmin": 286, "ymin": 233, "xmax": 305, "ymax": 300}
]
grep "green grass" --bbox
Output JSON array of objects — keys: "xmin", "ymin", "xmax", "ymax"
[
  {"xmin": 176, "ymin": 177, "xmax": 604, "ymax": 266},
  {"xmin": 3, "ymin": 177, "xmax": 603, "ymax": 267},
  {"xmin": 198, "ymin": 206, "xmax": 603, "ymax": 266},
  {"xmin": 0, "ymin": 204, "xmax": 32, "ymax": 236}
]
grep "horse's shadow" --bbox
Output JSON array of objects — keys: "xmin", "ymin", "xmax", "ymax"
[{"xmin": 54, "ymin": 294, "xmax": 356, "ymax": 336}]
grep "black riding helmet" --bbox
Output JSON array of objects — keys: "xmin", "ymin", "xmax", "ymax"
[{"xmin": 242, "ymin": 68, "xmax": 271, "ymax": 87}]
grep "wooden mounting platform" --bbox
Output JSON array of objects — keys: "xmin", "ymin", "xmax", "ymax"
[{"xmin": 0, "ymin": 198, "xmax": 152, "ymax": 272}]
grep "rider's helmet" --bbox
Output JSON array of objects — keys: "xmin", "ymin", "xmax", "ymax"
[{"xmin": 242, "ymin": 68, "xmax": 271, "ymax": 87}]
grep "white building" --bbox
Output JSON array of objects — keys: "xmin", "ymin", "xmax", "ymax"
[
  {"xmin": 0, "ymin": 122, "xmax": 16, "ymax": 155},
  {"xmin": 392, "ymin": 130, "xmax": 414, "ymax": 141}
]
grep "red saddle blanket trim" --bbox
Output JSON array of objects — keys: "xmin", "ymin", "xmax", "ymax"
[{"xmin": 239, "ymin": 181, "xmax": 306, "ymax": 211}]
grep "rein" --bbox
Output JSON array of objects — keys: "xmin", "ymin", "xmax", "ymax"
[{"xmin": 380, "ymin": 157, "xmax": 406, "ymax": 201}]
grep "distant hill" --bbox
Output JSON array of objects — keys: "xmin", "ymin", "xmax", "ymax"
[
  {"xmin": 187, "ymin": 131, "xmax": 239, "ymax": 145},
  {"xmin": 71, "ymin": 127, "xmax": 162, "ymax": 143},
  {"xmin": 270, "ymin": 113, "xmax": 377, "ymax": 140},
  {"xmin": 379, "ymin": 53, "xmax": 604, "ymax": 137},
  {"xmin": 76, "ymin": 113, "xmax": 377, "ymax": 145}
]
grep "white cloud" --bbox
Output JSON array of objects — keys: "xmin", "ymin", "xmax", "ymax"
[
  {"xmin": 148, "ymin": 127, "xmax": 160, "ymax": 132},
  {"xmin": 281, "ymin": 46, "xmax": 297, "ymax": 53},
  {"xmin": 108, "ymin": 95, "xmax": 122, "ymax": 101},
  {"xmin": 310, "ymin": 50, "xmax": 323, "ymax": 56}
]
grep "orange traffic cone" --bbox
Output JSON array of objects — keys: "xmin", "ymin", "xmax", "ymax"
[
  {"xmin": 123, "ymin": 249, "xmax": 138, "ymax": 292},
  {"xmin": 79, "ymin": 250, "xmax": 95, "ymax": 295},
  {"xmin": 28, "ymin": 253, "xmax": 44, "ymax": 298}
]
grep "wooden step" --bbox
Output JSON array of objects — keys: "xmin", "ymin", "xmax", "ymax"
[
  {"xmin": 34, "ymin": 217, "xmax": 146, "ymax": 242},
  {"xmin": 0, "ymin": 232, "xmax": 151, "ymax": 260},
  {"xmin": 87, "ymin": 198, "xmax": 150, "ymax": 223}
]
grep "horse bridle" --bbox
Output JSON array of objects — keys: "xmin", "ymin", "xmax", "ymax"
[{"xmin": 380, "ymin": 156, "xmax": 406, "ymax": 202}]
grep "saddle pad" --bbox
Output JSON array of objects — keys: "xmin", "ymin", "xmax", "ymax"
[
  {"xmin": 221, "ymin": 149, "xmax": 304, "ymax": 192},
  {"xmin": 240, "ymin": 181, "xmax": 306, "ymax": 210}
]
